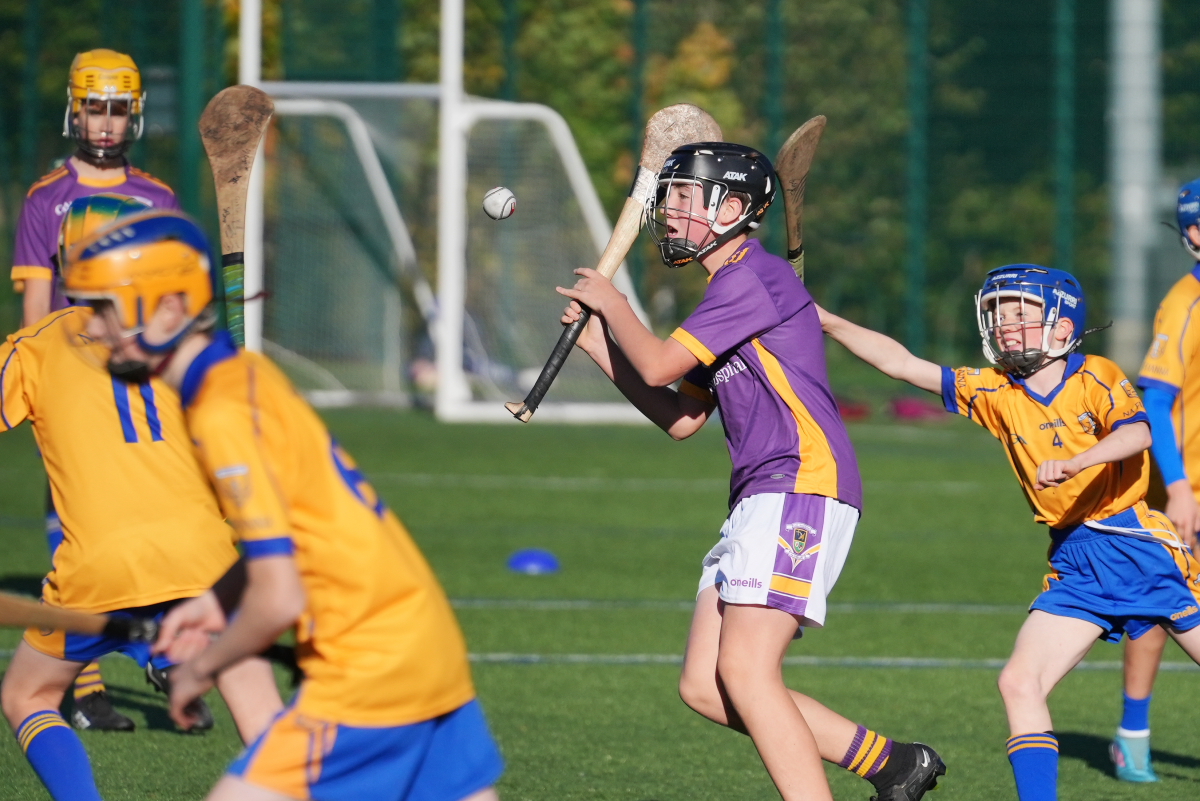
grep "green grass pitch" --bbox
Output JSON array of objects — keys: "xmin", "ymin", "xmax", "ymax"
[{"xmin": 0, "ymin": 409, "xmax": 1197, "ymax": 799}]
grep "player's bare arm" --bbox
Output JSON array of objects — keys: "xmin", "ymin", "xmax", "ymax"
[
  {"xmin": 1034, "ymin": 420, "xmax": 1152, "ymax": 490},
  {"xmin": 557, "ymin": 267, "xmax": 699, "ymax": 387},
  {"xmin": 163, "ymin": 555, "xmax": 306, "ymax": 730},
  {"xmin": 817, "ymin": 306, "xmax": 942, "ymax": 393},
  {"xmin": 562, "ymin": 299, "xmax": 712, "ymax": 439},
  {"xmin": 21, "ymin": 279, "xmax": 52, "ymax": 328}
]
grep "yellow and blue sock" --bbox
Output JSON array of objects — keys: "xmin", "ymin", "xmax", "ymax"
[
  {"xmin": 16, "ymin": 711, "xmax": 102, "ymax": 801},
  {"xmin": 1119, "ymin": 692, "xmax": 1151, "ymax": 735},
  {"xmin": 72, "ymin": 662, "xmax": 106, "ymax": 700},
  {"xmin": 839, "ymin": 725, "xmax": 893, "ymax": 778},
  {"xmin": 1007, "ymin": 732, "xmax": 1058, "ymax": 801}
]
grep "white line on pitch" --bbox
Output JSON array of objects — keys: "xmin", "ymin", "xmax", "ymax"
[
  {"xmin": 373, "ymin": 473, "xmax": 982, "ymax": 494},
  {"xmin": 469, "ymin": 653, "xmax": 1200, "ymax": 671},
  {"xmin": 451, "ymin": 599, "xmax": 1026, "ymax": 614}
]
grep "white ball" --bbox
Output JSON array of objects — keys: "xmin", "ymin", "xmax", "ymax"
[{"xmin": 483, "ymin": 186, "xmax": 517, "ymax": 220}]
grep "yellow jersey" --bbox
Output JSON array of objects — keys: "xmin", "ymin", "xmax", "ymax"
[
  {"xmin": 182, "ymin": 331, "xmax": 475, "ymax": 726},
  {"xmin": 0, "ymin": 309, "xmax": 237, "ymax": 612},
  {"xmin": 941, "ymin": 353, "xmax": 1150, "ymax": 529},
  {"xmin": 1138, "ymin": 267, "xmax": 1200, "ymax": 497}
]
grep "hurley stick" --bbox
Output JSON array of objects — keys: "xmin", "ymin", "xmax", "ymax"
[
  {"xmin": 774, "ymin": 115, "xmax": 827, "ymax": 280},
  {"xmin": 199, "ymin": 86, "xmax": 274, "ymax": 346},
  {"xmin": 505, "ymin": 104, "xmax": 722, "ymax": 422},
  {"xmin": 0, "ymin": 591, "xmax": 158, "ymax": 642}
]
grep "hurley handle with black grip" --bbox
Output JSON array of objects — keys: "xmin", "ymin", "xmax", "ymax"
[{"xmin": 505, "ymin": 307, "xmax": 592, "ymax": 423}]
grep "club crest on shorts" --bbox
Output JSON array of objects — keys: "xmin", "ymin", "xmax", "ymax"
[{"xmin": 778, "ymin": 522, "xmax": 820, "ymax": 569}]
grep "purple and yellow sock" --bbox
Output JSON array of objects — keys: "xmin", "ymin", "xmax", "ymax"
[
  {"xmin": 16, "ymin": 711, "xmax": 102, "ymax": 801},
  {"xmin": 72, "ymin": 662, "xmax": 106, "ymax": 700},
  {"xmin": 1007, "ymin": 732, "xmax": 1058, "ymax": 801},
  {"xmin": 839, "ymin": 725, "xmax": 893, "ymax": 778}
]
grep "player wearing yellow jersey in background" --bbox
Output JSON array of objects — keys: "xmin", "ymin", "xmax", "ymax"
[
  {"xmin": 10, "ymin": 49, "xmax": 181, "ymax": 731},
  {"xmin": 64, "ymin": 209, "xmax": 504, "ymax": 801},
  {"xmin": 821, "ymin": 265, "xmax": 1200, "ymax": 801},
  {"xmin": 1110, "ymin": 176, "xmax": 1200, "ymax": 783},
  {"xmin": 0, "ymin": 197, "xmax": 282, "ymax": 801}
]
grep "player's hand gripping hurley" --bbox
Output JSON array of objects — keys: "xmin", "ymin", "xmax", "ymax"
[
  {"xmin": 504, "ymin": 104, "xmax": 722, "ymax": 422},
  {"xmin": 774, "ymin": 115, "xmax": 826, "ymax": 280},
  {"xmin": 199, "ymin": 86, "xmax": 274, "ymax": 346}
]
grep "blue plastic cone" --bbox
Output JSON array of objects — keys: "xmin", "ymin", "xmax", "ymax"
[{"xmin": 507, "ymin": 549, "xmax": 559, "ymax": 575}]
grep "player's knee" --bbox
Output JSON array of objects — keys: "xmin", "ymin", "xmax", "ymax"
[
  {"xmin": 997, "ymin": 663, "xmax": 1042, "ymax": 703},
  {"xmin": 678, "ymin": 671, "xmax": 714, "ymax": 714}
]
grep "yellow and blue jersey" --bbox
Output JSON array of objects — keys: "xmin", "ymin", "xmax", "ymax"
[
  {"xmin": 181, "ymin": 331, "xmax": 475, "ymax": 727},
  {"xmin": 940, "ymin": 353, "xmax": 1150, "ymax": 529},
  {"xmin": 0, "ymin": 308, "xmax": 237, "ymax": 613},
  {"xmin": 1138, "ymin": 266, "xmax": 1200, "ymax": 496}
]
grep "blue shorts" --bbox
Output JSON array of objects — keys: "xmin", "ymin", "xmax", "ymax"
[
  {"xmin": 229, "ymin": 698, "xmax": 504, "ymax": 801},
  {"xmin": 1033, "ymin": 510, "xmax": 1200, "ymax": 643},
  {"xmin": 23, "ymin": 601, "xmax": 176, "ymax": 670}
]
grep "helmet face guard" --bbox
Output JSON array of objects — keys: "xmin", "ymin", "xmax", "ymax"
[
  {"xmin": 648, "ymin": 143, "xmax": 776, "ymax": 268},
  {"xmin": 975, "ymin": 266, "xmax": 1086, "ymax": 378},
  {"xmin": 62, "ymin": 50, "xmax": 145, "ymax": 162},
  {"xmin": 648, "ymin": 175, "xmax": 729, "ymax": 267}
]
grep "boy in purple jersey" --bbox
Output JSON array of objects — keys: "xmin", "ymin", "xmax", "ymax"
[
  {"xmin": 558, "ymin": 142, "xmax": 944, "ymax": 801},
  {"xmin": 8, "ymin": 49, "xmax": 178, "ymax": 732},
  {"xmin": 12, "ymin": 49, "xmax": 178, "ymax": 327}
]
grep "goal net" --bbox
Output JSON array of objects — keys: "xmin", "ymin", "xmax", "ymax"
[{"xmin": 259, "ymin": 83, "xmax": 648, "ymax": 421}]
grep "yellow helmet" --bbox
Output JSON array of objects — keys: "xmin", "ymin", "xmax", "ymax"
[
  {"xmin": 63, "ymin": 49, "xmax": 145, "ymax": 159},
  {"xmin": 58, "ymin": 193, "xmax": 151, "ymax": 274},
  {"xmin": 64, "ymin": 210, "xmax": 214, "ymax": 337}
]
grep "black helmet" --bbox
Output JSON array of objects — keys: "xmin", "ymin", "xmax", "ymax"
[{"xmin": 648, "ymin": 142, "xmax": 776, "ymax": 267}]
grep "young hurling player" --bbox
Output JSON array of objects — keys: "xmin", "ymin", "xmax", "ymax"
[
  {"xmin": 1113, "ymin": 176, "xmax": 1200, "ymax": 782},
  {"xmin": 9, "ymin": 49, "xmax": 178, "ymax": 731},
  {"xmin": 0, "ymin": 197, "xmax": 282, "ymax": 801},
  {"xmin": 557, "ymin": 143, "xmax": 945, "ymax": 801},
  {"xmin": 64, "ymin": 209, "xmax": 505, "ymax": 801},
  {"xmin": 820, "ymin": 265, "xmax": 1200, "ymax": 801}
]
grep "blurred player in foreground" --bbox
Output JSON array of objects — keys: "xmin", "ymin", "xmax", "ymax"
[
  {"xmin": 0, "ymin": 197, "xmax": 281, "ymax": 801},
  {"xmin": 64, "ymin": 209, "xmax": 504, "ymax": 801},
  {"xmin": 558, "ymin": 143, "xmax": 945, "ymax": 801},
  {"xmin": 9, "ymin": 48, "xmax": 179, "ymax": 731},
  {"xmin": 820, "ymin": 265, "xmax": 1200, "ymax": 801},
  {"xmin": 1112, "ymin": 176, "xmax": 1200, "ymax": 783}
]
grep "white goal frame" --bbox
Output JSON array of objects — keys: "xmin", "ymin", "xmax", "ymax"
[{"xmin": 246, "ymin": 81, "xmax": 649, "ymax": 421}]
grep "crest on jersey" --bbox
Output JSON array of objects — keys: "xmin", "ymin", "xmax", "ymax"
[
  {"xmin": 1077, "ymin": 412, "xmax": 1099, "ymax": 436},
  {"xmin": 1150, "ymin": 334, "xmax": 1168, "ymax": 360},
  {"xmin": 214, "ymin": 465, "xmax": 252, "ymax": 508},
  {"xmin": 778, "ymin": 522, "xmax": 821, "ymax": 569}
]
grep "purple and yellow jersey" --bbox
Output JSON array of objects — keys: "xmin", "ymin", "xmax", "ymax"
[
  {"xmin": 941, "ymin": 353, "xmax": 1151, "ymax": 528},
  {"xmin": 1138, "ymin": 265, "xmax": 1200, "ymax": 493},
  {"xmin": 12, "ymin": 161, "xmax": 178, "ymax": 309},
  {"xmin": 0, "ymin": 309, "xmax": 237, "ymax": 613},
  {"xmin": 182, "ymin": 332, "xmax": 475, "ymax": 726},
  {"xmin": 670, "ymin": 239, "xmax": 862, "ymax": 510}
]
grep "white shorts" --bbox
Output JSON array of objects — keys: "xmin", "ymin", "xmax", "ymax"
[{"xmin": 698, "ymin": 493, "xmax": 859, "ymax": 627}]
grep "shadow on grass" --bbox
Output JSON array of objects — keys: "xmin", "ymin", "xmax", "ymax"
[
  {"xmin": 101, "ymin": 683, "xmax": 200, "ymax": 735},
  {"xmin": 1058, "ymin": 731, "xmax": 1200, "ymax": 782},
  {"xmin": 0, "ymin": 575, "xmax": 44, "ymax": 597}
]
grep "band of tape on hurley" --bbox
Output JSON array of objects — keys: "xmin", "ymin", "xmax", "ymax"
[{"xmin": 222, "ymin": 252, "xmax": 245, "ymax": 266}]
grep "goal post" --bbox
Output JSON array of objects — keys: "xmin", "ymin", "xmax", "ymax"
[{"xmin": 252, "ymin": 82, "xmax": 650, "ymax": 420}]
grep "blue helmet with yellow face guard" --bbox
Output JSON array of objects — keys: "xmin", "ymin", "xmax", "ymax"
[{"xmin": 975, "ymin": 264, "xmax": 1087, "ymax": 378}]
